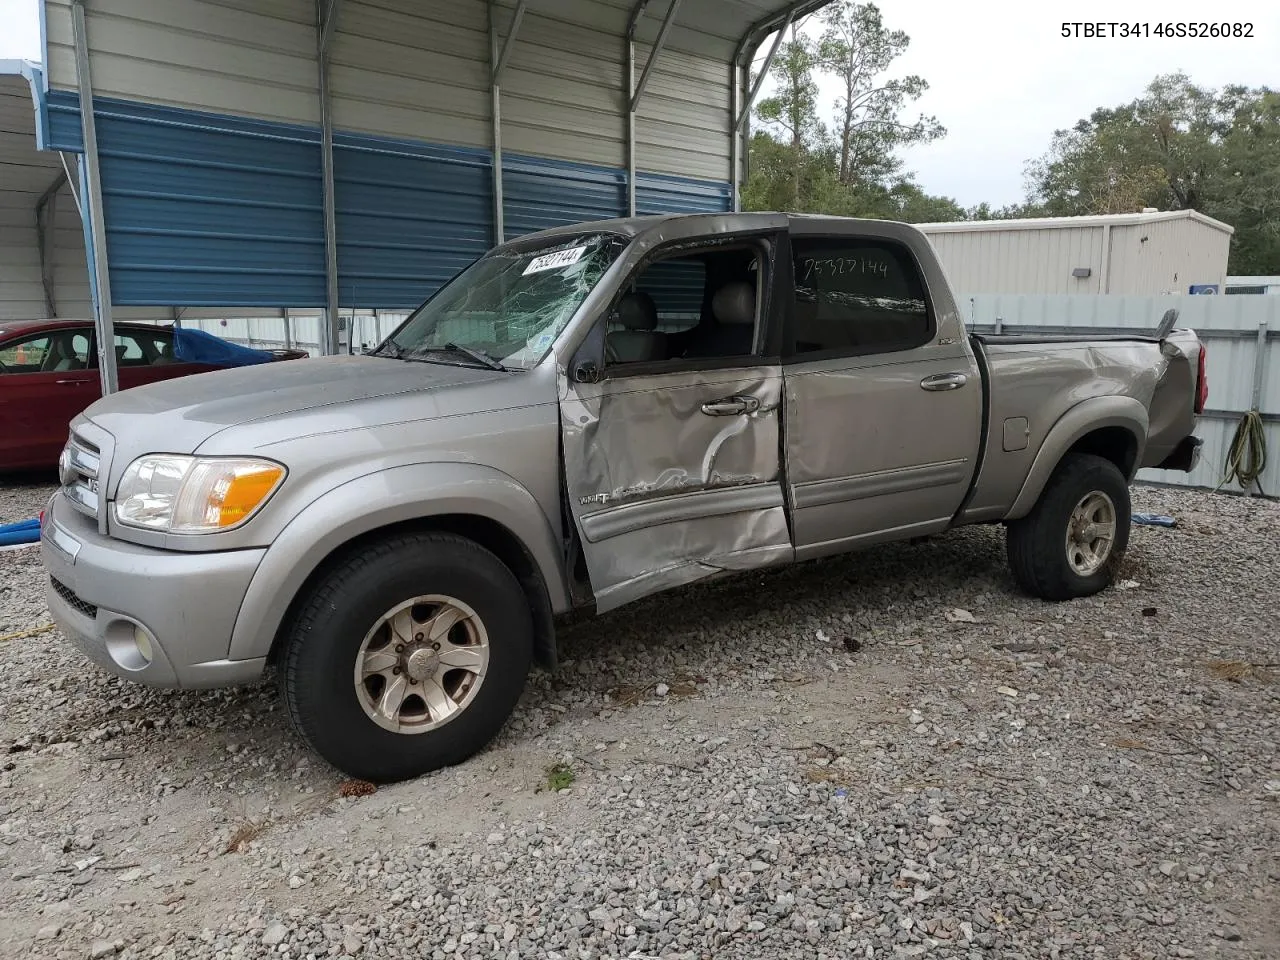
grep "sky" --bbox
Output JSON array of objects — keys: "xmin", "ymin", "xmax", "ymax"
[{"xmin": 1, "ymin": 0, "xmax": 1277, "ymax": 208}]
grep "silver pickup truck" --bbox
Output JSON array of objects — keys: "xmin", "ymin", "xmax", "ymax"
[{"xmin": 40, "ymin": 213, "xmax": 1206, "ymax": 782}]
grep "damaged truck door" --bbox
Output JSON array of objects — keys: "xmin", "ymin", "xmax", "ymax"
[{"xmin": 559, "ymin": 223, "xmax": 795, "ymax": 613}]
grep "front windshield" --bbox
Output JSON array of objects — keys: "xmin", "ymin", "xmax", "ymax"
[{"xmin": 381, "ymin": 232, "xmax": 623, "ymax": 370}]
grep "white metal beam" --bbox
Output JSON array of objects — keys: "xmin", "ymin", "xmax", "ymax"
[
  {"xmin": 71, "ymin": 0, "xmax": 118, "ymax": 395},
  {"xmin": 630, "ymin": 0, "xmax": 681, "ymax": 114}
]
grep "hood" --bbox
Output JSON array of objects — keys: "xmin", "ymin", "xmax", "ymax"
[{"xmin": 82, "ymin": 354, "xmax": 512, "ymax": 456}]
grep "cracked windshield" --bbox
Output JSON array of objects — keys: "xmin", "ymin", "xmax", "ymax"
[{"xmin": 379, "ymin": 233, "xmax": 623, "ymax": 370}]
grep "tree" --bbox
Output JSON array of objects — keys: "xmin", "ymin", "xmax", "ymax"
[
  {"xmin": 744, "ymin": 8, "xmax": 958, "ymax": 222},
  {"xmin": 1025, "ymin": 73, "xmax": 1280, "ymax": 272},
  {"xmin": 817, "ymin": 1, "xmax": 944, "ymax": 186},
  {"xmin": 754, "ymin": 25, "xmax": 826, "ymax": 208}
]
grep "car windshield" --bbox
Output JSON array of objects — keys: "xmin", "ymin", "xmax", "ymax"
[{"xmin": 380, "ymin": 233, "xmax": 624, "ymax": 370}]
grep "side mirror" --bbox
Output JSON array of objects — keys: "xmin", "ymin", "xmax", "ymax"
[{"xmin": 573, "ymin": 359, "xmax": 601, "ymax": 384}]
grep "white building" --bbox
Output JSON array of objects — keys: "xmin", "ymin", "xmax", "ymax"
[{"xmin": 915, "ymin": 210, "xmax": 1234, "ymax": 297}]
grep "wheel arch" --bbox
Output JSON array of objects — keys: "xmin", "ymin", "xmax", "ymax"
[
  {"xmin": 1005, "ymin": 397, "xmax": 1148, "ymax": 522},
  {"xmin": 228, "ymin": 463, "xmax": 568, "ymax": 670}
]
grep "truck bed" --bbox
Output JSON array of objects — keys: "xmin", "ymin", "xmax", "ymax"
[{"xmin": 957, "ymin": 329, "xmax": 1202, "ymax": 524}]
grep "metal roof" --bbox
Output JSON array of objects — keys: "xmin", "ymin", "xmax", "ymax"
[
  {"xmin": 0, "ymin": 61, "xmax": 64, "ymax": 207},
  {"xmin": 915, "ymin": 209, "xmax": 1235, "ymax": 236}
]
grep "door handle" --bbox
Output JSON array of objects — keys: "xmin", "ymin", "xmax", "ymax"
[
  {"xmin": 920, "ymin": 372, "xmax": 968, "ymax": 392},
  {"xmin": 700, "ymin": 394, "xmax": 761, "ymax": 416},
  {"xmin": 54, "ymin": 379, "xmax": 87, "ymax": 386}
]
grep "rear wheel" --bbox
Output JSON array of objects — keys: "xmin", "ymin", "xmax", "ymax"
[
  {"xmin": 279, "ymin": 532, "xmax": 533, "ymax": 783},
  {"xmin": 1006, "ymin": 453, "xmax": 1130, "ymax": 601}
]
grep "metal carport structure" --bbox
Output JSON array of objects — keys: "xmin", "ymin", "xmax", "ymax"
[
  {"xmin": 27, "ymin": 0, "xmax": 829, "ymax": 392},
  {"xmin": 0, "ymin": 59, "xmax": 90, "ymax": 323}
]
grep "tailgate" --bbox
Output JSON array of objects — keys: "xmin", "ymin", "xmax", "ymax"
[{"xmin": 1141, "ymin": 329, "xmax": 1202, "ymax": 468}]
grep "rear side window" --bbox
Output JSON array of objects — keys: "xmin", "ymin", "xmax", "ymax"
[{"xmin": 790, "ymin": 238, "xmax": 933, "ymax": 357}]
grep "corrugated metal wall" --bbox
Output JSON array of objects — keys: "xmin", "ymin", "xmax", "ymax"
[
  {"xmin": 924, "ymin": 226, "xmax": 1106, "ymax": 295},
  {"xmin": 42, "ymin": 0, "xmax": 320, "ymax": 125},
  {"xmin": 43, "ymin": 0, "xmax": 737, "ymax": 182},
  {"xmin": 964, "ymin": 293, "xmax": 1280, "ymax": 495},
  {"xmin": 920, "ymin": 216, "xmax": 1231, "ymax": 296},
  {"xmin": 37, "ymin": 0, "xmax": 739, "ymax": 311},
  {"xmin": 1107, "ymin": 219, "xmax": 1231, "ymax": 295}
]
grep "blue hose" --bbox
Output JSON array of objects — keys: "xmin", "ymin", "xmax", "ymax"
[{"xmin": 0, "ymin": 518, "xmax": 40, "ymax": 547}]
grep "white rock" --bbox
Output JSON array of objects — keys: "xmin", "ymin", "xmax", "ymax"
[{"xmin": 262, "ymin": 921, "xmax": 288, "ymax": 946}]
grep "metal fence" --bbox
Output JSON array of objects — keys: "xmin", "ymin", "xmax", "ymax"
[
  {"xmin": 178, "ymin": 291, "xmax": 1277, "ymax": 497},
  {"xmin": 962, "ymin": 293, "xmax": 1279, "ymax": 496}
]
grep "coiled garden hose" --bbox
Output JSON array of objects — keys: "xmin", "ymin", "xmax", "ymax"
[{"xmin": 1220, "ymin": 408, "xmax": 1268, "ymax": 496}]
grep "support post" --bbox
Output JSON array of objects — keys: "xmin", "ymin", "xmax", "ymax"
[
  {"xmin": 630, "ymin": 0, "xmax": 680, "ymax": 113},
  {"xmin": 1099, "ymin": 222, "xmax": 1111, "ymax": 294},
  {"xmin": 729, "ymin": 56, "xmax": 740, "ymax": 212},
  {"xmin": 35, "ymin": 171, "xmax": 65, "ymax": 317},
  {"xmin": 317, "ymin": 0, "xmax": 341, "ymax": 355},
  {"xmin": 1248, "ymin": 319, "xmax": 1269, "ymax": 496},
  {"xmin": 71, "ymin": 0, "xmax": 117, "ymax": 395},
  {"xmin": 735, "ymin": 12, "xmax": 791, "ymax": 135},
  {"xmin": 625, "ymin": 4, "xmax": 644, "ymax": 217},
  {"xmin": 489, "ymin": 0, "xmax": 526, "ymax": 244}
]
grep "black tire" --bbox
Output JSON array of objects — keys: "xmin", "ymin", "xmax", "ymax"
[
  {"xmin": 1006, "ymin": 453, "xmax": 1131, "ymax": 602},
  {"xmin": 279, "ymin": 532, "xmax": 533, "ymax": 783}
]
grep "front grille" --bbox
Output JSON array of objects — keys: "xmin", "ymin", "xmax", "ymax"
[
  {"xmin": 61, "ymin": 430, "xmax": 102, "ymax": 520},
  {"xmin": 50, "ymin": 577, "xmax": 98, "ymax": 619}
]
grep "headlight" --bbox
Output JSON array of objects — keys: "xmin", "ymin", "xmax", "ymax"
[{"xmin": 114, "ymin": 455, "xmax": 286, "ymax": 534}]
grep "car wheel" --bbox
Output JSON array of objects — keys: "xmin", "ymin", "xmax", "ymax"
[
  {"xmin": 1006, "ymin": 452, "xmax": 1131, "ymax": 601},
  {"xmin": 279, "ymin": 531, "xmax": 533, "ymax": 783}
]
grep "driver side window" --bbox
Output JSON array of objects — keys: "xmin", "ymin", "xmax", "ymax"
[
  {"xmin": 0, "ymin": 330, "xmax": 90, "ymax": 374},
  {"xmin": 603, "ymin": 245, "xmax": 764, "ymax": 373}
]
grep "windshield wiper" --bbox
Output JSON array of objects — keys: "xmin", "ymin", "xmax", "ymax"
[
  {"xmin": 368, "ymin": 340, "xmax": 405, "ymax": 359},
  {"xmin": 434, "ymin": 342, "xmax": 508, "ymax": 371}
]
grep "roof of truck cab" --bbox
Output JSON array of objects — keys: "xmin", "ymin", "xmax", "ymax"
[{"xmin": 501, "ymin": 212, "xmax": 924, "ymax": 248}]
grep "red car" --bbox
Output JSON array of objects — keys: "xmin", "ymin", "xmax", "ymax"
[{"xmin": 0, "ymin": 318, "xmax": 306, "ymax": 471}]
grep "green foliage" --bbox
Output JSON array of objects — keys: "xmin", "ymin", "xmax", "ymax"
[
  {"xmin": 1026, "ymin": 73, "xmax": 1280, "ymax": 273},
  {"xmin": 744, "ymin": 3, "xmax": 956, "ymax": 222},
  {"xmin": 544, "ymin": 762, "xmax": 575, "ymax": 792}
]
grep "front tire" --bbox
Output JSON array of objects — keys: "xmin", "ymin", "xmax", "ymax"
[
  {"xmin": 1006, "ymin": 453, "xmax": 1131, "ymax": 601},
  {"xmin": 279, "ymin": 532, "xmax": 533, "ymax": 783}
]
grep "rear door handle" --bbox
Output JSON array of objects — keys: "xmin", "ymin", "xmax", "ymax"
[
  {"xmin": 701, "ymin": 394, "xmax": 761, "ymax": 416},
  {"xmin": 54, "ymin": 379, "xmax": 87, "ymax": 386},
  {"xmin": 920, "ymin": 372, "xmax": 968, "ymax": 392}
]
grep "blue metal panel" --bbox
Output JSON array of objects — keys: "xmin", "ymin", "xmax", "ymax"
[
  {"xmin": 38, "ymin": 91, "xmax": 733, "ymax": 310},
  {"xmin": 334, "ymin": 134, "xmax": 492, "ymax": 309},
  {"xmin": 636, "ymin": 170, "xmax": 733, "ymax": 215},
  {"xmin": 501, "ymin": 154, "xmax": 626, "ymax": 241},
  {"xmin": 45, "ymin": 91, "xmax": 325, "ymax": 306}
]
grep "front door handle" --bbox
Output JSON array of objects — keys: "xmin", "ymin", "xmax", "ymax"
[
  {"xmin": 920, "ymin": 372, "xmax": 968, "ymax": 392},
  {"xmin": 701, "ymin": 394, "xmax": 761, "ymax": 416},
  {"xmin": 54, "ymin": 379, "xmax": 87, "ymax": 386}
]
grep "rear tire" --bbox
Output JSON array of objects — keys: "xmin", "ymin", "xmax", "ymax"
[
  {"xmin": 1006, "ymin": 453, "xmax": 1130, "ymax": 601},
  {"xmin": 279, "ymin": 532, "xmax": 533, "ymax": 783}
]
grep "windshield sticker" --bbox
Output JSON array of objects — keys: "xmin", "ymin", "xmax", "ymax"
[
  {"xmin": 522, "ymin": 246, "xmax": 588, "ymax": 275},
  {"xmin": 527, "ymin": 331, "xmax": 556, "ymax": 353}
]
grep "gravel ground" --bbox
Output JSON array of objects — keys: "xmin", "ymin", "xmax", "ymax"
[{"xmin": 1, "ymin": 478, "xmax": 1277, "ymax": 960}]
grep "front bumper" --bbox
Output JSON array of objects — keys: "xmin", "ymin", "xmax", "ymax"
[{"xmin": 40, "ymin": 492, "xmax": 269, "ymax": 689}]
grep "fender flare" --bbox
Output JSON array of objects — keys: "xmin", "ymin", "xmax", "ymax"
[
  {"xmin": 1005, "ymin": 396, "xmax": 1149, "ymax": 521},
  {"xmin": 226, "ymin": 462, "xmax": 570, "ymax": 662}
]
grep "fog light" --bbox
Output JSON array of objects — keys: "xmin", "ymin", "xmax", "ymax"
[{"xmin": 133, "ymin": 625, "xmax": 154, "ymax": 664}]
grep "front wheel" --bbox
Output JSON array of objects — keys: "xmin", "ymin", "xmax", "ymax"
[
  {"xmin": 1006, "ymin": 453, "xmax": 1131, "ymax": 601},
  {"xmin": 279, "ymin": 532, "xmax": 533, "ymax": 783}
]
